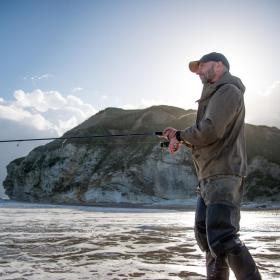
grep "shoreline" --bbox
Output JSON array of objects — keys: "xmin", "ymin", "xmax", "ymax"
[{"xmin": 1, "ymin": 198, "xmax": 280, "ymax": 211}]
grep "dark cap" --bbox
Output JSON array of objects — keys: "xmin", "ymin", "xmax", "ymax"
[{"xmin": 189, "ymin": 52, "xmax": 230, "ymax": 73}]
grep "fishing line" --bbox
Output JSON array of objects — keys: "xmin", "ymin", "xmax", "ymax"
[{"xmin": 0, "ymin": 131, "xmax": 164, "ymax": 144}]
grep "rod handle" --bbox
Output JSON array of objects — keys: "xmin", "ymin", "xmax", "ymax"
[{"xmin": 155, "ymin": 131, "xmax": 163, "ymax": 136}]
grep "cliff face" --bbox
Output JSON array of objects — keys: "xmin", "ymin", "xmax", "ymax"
[{"xmin": 3, "ymin": 106, "xmax": 280, "ymax": 204}]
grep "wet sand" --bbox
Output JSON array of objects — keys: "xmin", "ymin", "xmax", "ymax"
[{"xmin": 0, "ymin": 201, "xmax": 279, "ymax": 279}]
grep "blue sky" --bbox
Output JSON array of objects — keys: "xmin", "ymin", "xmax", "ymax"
[
  {"xmin": 0, "ymin": 0, "xmax": 280, "ymax": 194},
  {"xmin": 1, "ymin": 0, "xmax": 280, "ymax": 108}
]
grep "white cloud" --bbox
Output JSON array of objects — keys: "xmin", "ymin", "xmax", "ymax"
[
  {"xmin": 66, "ymin": 95, "xmax": 84, "ymax": 106},
  {"xmin": 121, "ymin": 98, "xmax": 169, "ymax": 110},
  {"xmin": 57, "ymin": 117, "xmax": 80, "ymax": 135},
  {"xmin": 23, "ymin": 74, "xmax": 54, "ymax": 81},
  {"xmin": 263, "ymin": 81, "xmax": 280, "ymax": 96},
  {"xmin": 122, "ymin": 104, "xmax": 138, "ymax": 110},
  {"xmin": 140, "ymin": 98, "xmax": 169, "ymax": 108},
  {"xmin": 0, "ymin": 103, "xmax": 51, "ymax": 131},
  {"xmin": 72, "ymin": 87, "xmax": 84, "ymax": 93},
  {"xmin": 245, "ymin": 81, "xmax": 280, "ymax": 128},
  {"xmin": 37, "ymin": 74, "xmax": 54, "ymax": 80},
  {"xmin": 121, "ymin": 96, "xmax": 196, "ymax": 111},
  {"xmin": 1, "ymin": 89, "xmax": 97, "ymax": 135},
  {"xmin": 14, "ymin": 89, "xmax": 66, "ymax": 112}
]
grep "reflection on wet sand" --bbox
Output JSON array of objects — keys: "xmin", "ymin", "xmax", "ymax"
[{"xmin": 0, "ymin": 201, "xmax": 279, "ymax": 279}]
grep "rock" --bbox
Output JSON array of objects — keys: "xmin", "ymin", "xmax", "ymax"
[
  {"xmin": 3, "ymin": 106, "xmax": 198, "ymax": 204},
  {"xmin": 3, "ymin": 105, "xmax": 280, "ymax": 204}
]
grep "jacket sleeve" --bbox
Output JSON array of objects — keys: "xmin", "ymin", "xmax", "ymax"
[{"xmin": 180, "ymin": 84, "xmax": 243, "ymax": 147}]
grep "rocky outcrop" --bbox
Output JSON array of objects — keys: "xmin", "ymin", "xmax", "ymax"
[
  {"xmin": 3, "ymin": 106, "xmax": 198, "ymax": 204},
  {"xmin": 245, "ymin": 156, "xmax": 280, "ymax": 201},
  {"xmin": 3, "ymin": 106, "xmax": 280, "ymax": 204}
]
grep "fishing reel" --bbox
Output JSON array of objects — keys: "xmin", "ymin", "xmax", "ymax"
[
  {"xmin": 156, "ymin": 131, "xmax": 192, "ymax": 150},
  {"xmin": 160, "ymin": 141, "xmax": 170, "ymax": 148},
  {"xmin": 154, "ymin": 131, "xmax": 169, "ymax": 149}
]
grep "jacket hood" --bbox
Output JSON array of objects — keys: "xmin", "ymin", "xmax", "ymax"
[
  {"xmin": 216, "ymin": 71, "xmax": 246, "ymax": 94},
  {"xmin": 197, "ymin": 72, "xmax": 245, "ymax": 103}
]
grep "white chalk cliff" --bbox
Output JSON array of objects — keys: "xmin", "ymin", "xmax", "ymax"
[{"xmin": 3, "ymin": 106, "xmax": 280, "ymax": 204}]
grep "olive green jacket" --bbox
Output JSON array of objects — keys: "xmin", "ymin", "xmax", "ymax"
[{"xmin": 180, "ymin": 71, "xmax": 247, "ymax": 181}]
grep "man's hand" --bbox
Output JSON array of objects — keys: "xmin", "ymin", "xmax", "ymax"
[
  {"xmin": 163, "ymin": 127, "xmax": 177, "ymax": 141},
  {"xmin": 168, "ymin": 137, "xmax": 181, "ymax": 153},
  {"xmin": 163, "ymin": 127, "xmax": 181, "ymax": 154}
]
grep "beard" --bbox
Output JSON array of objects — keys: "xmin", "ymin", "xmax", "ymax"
[{"xmin": 199, "ymin": 65, "xmax": 216, "ymax": 84}]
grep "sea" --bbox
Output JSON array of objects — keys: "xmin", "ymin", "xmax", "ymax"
[{"xmin": 0, "ymin": 200, "xmax": 279, "ymax": 280}]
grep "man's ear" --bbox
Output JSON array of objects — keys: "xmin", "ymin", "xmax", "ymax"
[
  {"xmin": 215, "ymin": 61, "xmax": 224, "ymax": 72},
  {"xmin": 216, "ymin": 61, "xmax": 222, "ymax": 68}
]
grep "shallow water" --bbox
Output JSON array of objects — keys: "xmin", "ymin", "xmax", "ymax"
[{"xmin": 0, "ymin": 201, "xmax": 279, "ymax": 280}]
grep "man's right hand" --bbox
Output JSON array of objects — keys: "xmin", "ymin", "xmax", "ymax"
[
  {"xmin": 163, "ymin": 127, "xmax": 181, "ymax": 154},
  {"xmin": 163, "ymin": 127, "xmax": 177, "ymax": 141}
]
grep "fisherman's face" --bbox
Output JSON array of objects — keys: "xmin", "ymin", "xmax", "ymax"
[{"xmin": 196, "ymin": 61, "xmax": 217, "ymax": 84}]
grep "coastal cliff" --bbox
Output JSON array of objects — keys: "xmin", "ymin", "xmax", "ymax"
[{"xmin": 3, "ymin": 106, "xmax": 280, "ymax": 204}]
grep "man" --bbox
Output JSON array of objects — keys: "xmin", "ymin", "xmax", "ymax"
[{"xmin": 163, "ymin": 52, "xmax": 261, "ymax": 280}]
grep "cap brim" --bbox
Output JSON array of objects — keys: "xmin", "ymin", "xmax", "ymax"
[{"xmin": 189, "ymin": 61, "xmax": 199, "ymax": 73}]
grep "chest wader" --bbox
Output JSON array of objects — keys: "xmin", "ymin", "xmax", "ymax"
[{"xmin": 194, "ymin": 175, "xmax": 262, "ymax": 280}]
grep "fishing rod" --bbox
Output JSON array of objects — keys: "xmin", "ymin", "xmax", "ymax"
[{"xmin": 0, "ymin": 131, "xmax": 169, "ymax": 146}]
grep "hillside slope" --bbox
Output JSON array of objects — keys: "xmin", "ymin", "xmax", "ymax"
[{"xmin": 3, "ymin": 106, "xmax": 280, "ymax": 204}]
